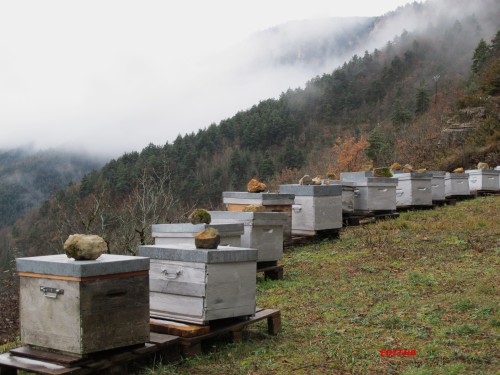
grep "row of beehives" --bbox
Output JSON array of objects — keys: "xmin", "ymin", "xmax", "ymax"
[{"xmin": 14, "ymin": 167, "xmax": 499, "ymax": 358}]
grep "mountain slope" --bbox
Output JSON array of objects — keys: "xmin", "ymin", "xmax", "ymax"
[
  {"xmin": 1, "ymin": 0, "xmax": 499, "ymax": 263},
  {"xmin": 0, "ymin": 148, "xmax": 105, "ymax": 228}
]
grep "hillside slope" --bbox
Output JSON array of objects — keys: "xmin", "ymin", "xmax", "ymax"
[
  {"xmin": 0, "ymin": 148, "xmax": 105, "ymax": 229},
  {"xmin": 0, "ymin": 0, "xmax": 499, "ymax": 264}
]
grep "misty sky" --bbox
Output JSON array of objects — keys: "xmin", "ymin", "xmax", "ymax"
[{"xmin": 0, "ymin": 0, "xmax": 415, "ymax": 158}]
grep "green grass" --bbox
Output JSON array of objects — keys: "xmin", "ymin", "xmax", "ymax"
[{"xmin": 140, "ymin": 197, "xmax": 500, "ymax": 374}]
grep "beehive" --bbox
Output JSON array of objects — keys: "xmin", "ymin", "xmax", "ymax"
[
  {"xmin": 208, "ymin": 211, "xmax": 287, "ymax": 262},
  {"xmin": 340, "ymin": 172, "xmax": 397, "ymax": 212},
  {"xmin": 16, "ymin": 254, "xmax": 150, "ymax": 357},
  {"xmin": 393, "ymin": 172, "xmax": 433, "ymax": 207},
  {"xmin": 325, "ymin": 180, "xmax": 356, "ymax": 214},
  {"xmin": 445, "ymin": 173, "xmax": 470, "ymax": 197},
  {"xmin": 429, "ymin": 171, "xmax": 446, "ymax": 202},
  {"xmin": 222, "ymin": 192, "xmax": 294, "ymax": 244},
  {"xmin": 139, "ymin": 244, "xmax": 257, "ymax": 325},
  {"xmin": 279, "ymin": 184, "xmax": 343, "ymax": 235},
  {"xmin": 464, "ymin": 169, "xmax": 500, "ymax": 192}
]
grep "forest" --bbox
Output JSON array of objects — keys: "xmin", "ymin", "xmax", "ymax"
[{"xmin": 0, "ymin": 6, "xmax": 499, "ymax": 274}]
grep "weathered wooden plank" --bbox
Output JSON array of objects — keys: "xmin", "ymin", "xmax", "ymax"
[
  {"xmin": 150, "ymin": 318, "xmax": 210, "ymax": 338},
  {"xmin": 10, "ymin": 346, "xmax": 83, "ymax": 365},
  {"xmin": 148, "ymin": 332, "xmax": 181, "ymax": 346},
  {"xmin": 0, "ymin": 353, "xmax": 82, "ymax": 375}
]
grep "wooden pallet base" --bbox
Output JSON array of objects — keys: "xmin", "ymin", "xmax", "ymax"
[
  {"xmin": 343, "ymin": 211, "xmax": 399, "ymax": 226},
  {"xmin": 257, "ymin": 261, "xmax": 284, "ymax": 280},
  {"xmin": 177, "ymin": 308, "xmax": 281, "ymax": 358},
  {"xmin": 432, "ymin": 200, "xmax": 447, "ymax": 206},
  {"xmin": 472, "ymin": 190, "xmax": 500, "ymax": 197},
  {"xmin": 0, "ymin": 333, "xmax": 180, "ymax": 375},
  {"xmin": 0, "ymin": 308, "xmax": 281, "ymax": 373},
  {"xmin": 446, "ymin": 194, "xmax": 475, "ymax": 201},
  {"xmin": 396, "ymin": 205, "xmax": 434, "ymax": 212}
]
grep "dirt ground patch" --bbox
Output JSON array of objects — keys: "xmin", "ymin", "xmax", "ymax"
[{"xmin": 0, "ymin": 274, "xmax": 19, "ymax": 345}]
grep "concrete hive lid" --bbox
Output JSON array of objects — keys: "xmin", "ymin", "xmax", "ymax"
[
  {"xmin": 16, "ymin": 254, "xmax": 150, "ymax": 277},
  {"xmin": 208, "ymin": 211, "xmax": 288, "ymax": 226},
  {"xmin": 222, "ymin": 191, "xmax": 295, "ymax": 204},
  {"xmin": 138, "ymin": 244, "xmax": 258, "ymax": 263},
  {"xmin": 393, "ymin": 172, "xmax": 433, "ymax": 180},
  {"xmin": 152, "ymin": 223, "xmax": 244, "ymax": 235},
  {"xmin": 279, "ymin": 184, "xmax": 342, "ymax": 196}
]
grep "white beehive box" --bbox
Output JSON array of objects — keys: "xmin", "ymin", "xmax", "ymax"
[
  {"xmin": 279, "ymin": 184, "xmax": 343, "ymax": 235},
  {"xmin": 445, "ymin": 173, "xmax": 470, "ymax": 197},
  {"xmin": 464, "ymin": 169, "xmax": 500, "ymax": 192},
  {"xmin": 16, "ymin": 254, "xmax": 150, "ymax": 357},
  {"xmin": 208, "ymin": 211, "xmax": 287, "ymax": 262},
  {"xmin": 139, "ymin": 244, "xmax": 257, "ymax": 325},
  {"xmin": 222, "ymin": 192, "xmax": 295, "ymax": 244},
  {"xmin": 393, "ymin": 172, "xmax": 433, "ymax": 207},
  {"xmin": 429, "ymin": 171, "xmax": 446, "ymax": 202},
  {"xmin": 152, "ymin": 223, "xmax": 244, "ymax": 247},
  {"xmin": 340, "ymin": 172, "xmax": 397, "ymax": 212},
  {"xmin": 324, "ymin": 180, "xmax": 355, "ymax": 214}
]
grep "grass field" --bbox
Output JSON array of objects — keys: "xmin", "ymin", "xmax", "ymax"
[{"xmin": 142, "ymin": 196, "xmax": 499, "ymax": 374}]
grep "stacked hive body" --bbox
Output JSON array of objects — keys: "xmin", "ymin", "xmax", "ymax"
[
  {"xmin": 16, "ymin": 254, "xmax": 150, "ymax": 357},
  {"xmin": 152, "ymin": 223, "xmax": 244, "ymax": 247},
  {"xmin": 327, "ymin": 180, "xmax": 355, "ymax": 214},
  {"xmin": 340, "ymin": 172, "xmax": 398, "ymax": 213},
  {"xmin": 464, "ymin": 169, "xmax": 500, "ymax": 192},
  {"xmin": 392, "ymin": 172, "xmax": 433, "ymax": 207},
  {"xmin": 445, "ymin": 173, "xmax": 470, "ymax": 197},
  {"xmin": 139, "ymin": 244, "xmax": 257, "ymax": 325},
  {"xmin": 429, "ymin": 171, "xmax": 446, "ymax": 202},
  {"xmin": 279, "ymin": 184, "xmax": 343, "ymax": 235},
  {"xmin": 208, "ymin": 211, "xmax": 287, "ymax": 262},
  {"xmin": 222, "ymin": 192, "xmax": 295, "ymax": 244}
]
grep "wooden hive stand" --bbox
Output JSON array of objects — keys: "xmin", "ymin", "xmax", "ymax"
[
  {"xmin": 0, "ymin": 333, "xmax": 180, "ymax": 375},
  {"xmin": 150, "ymin": 308, "xmax": 281, "ymax": 358}
]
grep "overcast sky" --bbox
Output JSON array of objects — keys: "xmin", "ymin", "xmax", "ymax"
[{"xmin": 0, "ymin": 0, "xmax": 415, "ymax": 158}]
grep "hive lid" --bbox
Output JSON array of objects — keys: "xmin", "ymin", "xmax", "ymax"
[
  {"xmin": 393, "ymin": 172, "xmax": 432, "ymax": 180},
  {"xmin": 428, "ymin": 171, "xmax": 446, "ymax": 177},
  {"xmin": 139, "ymin": 244, "xmax": 258, "ymax": 263},
  {"xmin": 208, "ymin": 211, "xmax": 288, "ymax": 225},
  {"xmin": 152, "ymin": 223, "xmax": 244, "ymax": 234},
  {"xmin": 445, "ymin": 173, "xmax": 470, "ymax": 179},
  {"xmin": 222, "ymin": 191, "xmax": 295, "ymax": 204},
  {"xmin": 325, "ymin": 179, "xmax": 356, "ymax": 188},
  {"xmin": 279, "ymin": 184, "xmax": 342, "ymax": 196},
  {"xmin": 16, "ymin": 254, "xmax": 150, "ymax": 277},
  {"xmin": 340, "ymin": 172, "xmax": 373, "ymax": 181},
  {"xmin": 465, "ymin": 169, "xmax": 500, "ymax": 175}
]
